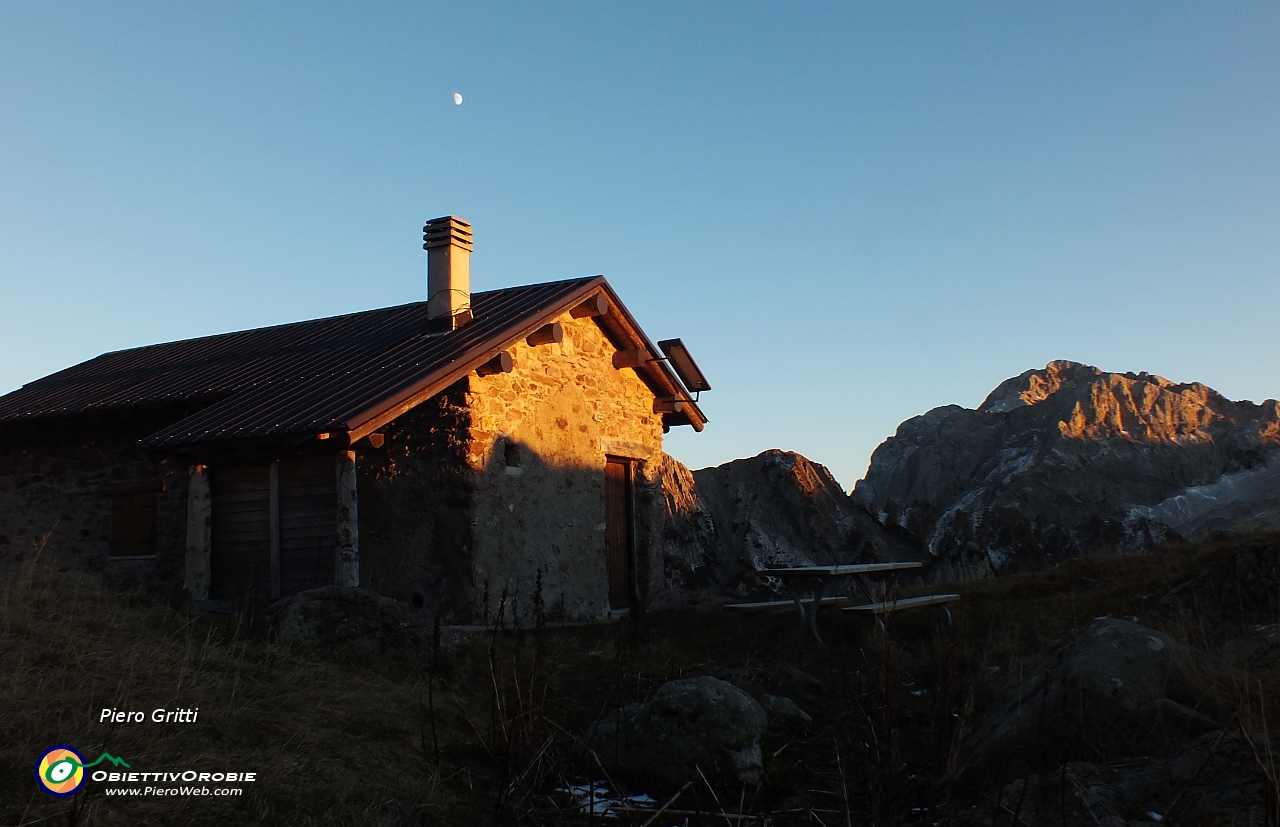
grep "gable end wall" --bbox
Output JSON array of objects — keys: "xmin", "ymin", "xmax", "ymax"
[{"xmin": 464, "ymin": 310, "xmax": 666, "ymax": 622}]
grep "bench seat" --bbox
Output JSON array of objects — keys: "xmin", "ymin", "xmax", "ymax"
[
  {"xmin": 724, "ymin": 596, "xmax": 850, "ymax": 613},
  {"xmin": 844, "ymin": 593, "xmax": 960, "ymax": 614}
]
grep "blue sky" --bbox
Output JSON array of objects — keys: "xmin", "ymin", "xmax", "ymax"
[{"xmin": 1, "ymin": 2, "xmax": 1277, "ymax": 488}]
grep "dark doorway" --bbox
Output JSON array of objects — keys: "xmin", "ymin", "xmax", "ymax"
[
  {"xmin": 604, "ymin": 457, "xmax": 634, "ymax": 611},
  {"xmin": 279, "ymin": 455, "xmax": 339, "ymax": 596},
  {"xmin": 210, "ymin": 463, "xmax": 271, "ymax": 600},
  {"xmin": 210, "ymin": 456, "xmax": 337, "ymax": 601}
]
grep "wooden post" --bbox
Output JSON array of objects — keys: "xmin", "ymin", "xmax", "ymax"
[
  {"xmin": 525, "ymin": 322, "xmax": 564, "ymax": 347},
  {"xmin": 269, "ymin": 460, "xmax": 281, "ymax": 600},
  {"xmin": 652, "ymin": 397, "xmax": 684, "ymax": 414},
  {"xmin": 336, "ymin": 451, "xmax": 359, "ymax": 587},
  {"xmin": 475, "ymin": 351, "xmax": 514, "ymax": 376},
  {"xmin": 611, "ymin": 349, "xmax": 648, "ymax": 370},
  {"xmin": 184, "ymin": 465, "xmax": 212, "ymax": 601},
  {"xmin": 570, "ymin": 293, "xmax": 609, "ymax": 318}
]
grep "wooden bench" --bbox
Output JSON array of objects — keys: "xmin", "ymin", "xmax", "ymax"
[
  {"xmin": 844, "ymin": 593, "xmax": 960, "ymax": 625},
  {"xmin": 725, "ymin": 596, "xmax": 850, "ymax": 613},
  {"xmin": 757, "ymin": 562, "xmax": 924, "ymax": 644},
  {"xmin": 724, "ymin": 597, "xmax": 849, "ymax": 634}
]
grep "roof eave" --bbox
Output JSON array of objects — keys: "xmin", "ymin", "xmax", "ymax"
[
  {"xmin": 592, "ymin": 281, "xmax": 707, "ymax": 431},
  {"xmin": 342, "ymin": 276, "xmax": 706, "ymax": 442}
]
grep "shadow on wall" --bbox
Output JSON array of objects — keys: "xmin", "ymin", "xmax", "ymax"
[
  {"xmin": 0, "ymin": 411, "xmax": 193, "ymax": 600},
  {"xmin": 357, "ymin": 434, "xmax": 662, "ymax": 627}
]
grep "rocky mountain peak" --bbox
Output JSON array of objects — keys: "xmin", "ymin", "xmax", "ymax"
[
  {"xmin": 978, "ymin": 360, "xmax": 1098, "ymax": 413},
  {"xmin": 977, "ymin": 360, "xmax": 1270, "ymax": 445},
  {"xmin": 857, "ymin": 361, "xmax": 1280, "ymax": 578}
]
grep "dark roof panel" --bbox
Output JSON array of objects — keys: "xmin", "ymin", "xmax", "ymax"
[
  {"xmin": 0, "ymin": 275, "xmax": 708, "ymax": 446},
  {"xmin": 141, "ymin": 279, "xmax": 604, "ymax": 447},
  {"xmin": 0, "ymin": 278, "xmax": 593, "ymax": 442}
]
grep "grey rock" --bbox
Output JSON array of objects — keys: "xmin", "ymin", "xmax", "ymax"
[
  {"xmin": 1221, "ymin": 623, "xmax": 1280, "ymax": 670},
  {"xmin": 955, "ymin": 618, "xmax": 1229, "ymax": 783},
  {"xmin": 57, "ymin": 569, "xmax": 101, "ymax": 589},
  {"xmin": 771, "ymin": 793, "xmax": 816, "ymax": 814},
  {"xmin": 960, "ymin": 731, "xmax": 1277, "ymax": 826},
  {"xmin": 1133, "ymin": 453, "xmax": 1280, "ymax": 541},
  {"xmin": 853, "ymin": 361, "xmax": 1280, "ymax": 578},
  {"xmin": 267, "ymin": 586, "xmax": 449, "ymax": 662},
  {"xmin": 758, "ymin": 695, "xmax": 811, "ymax": 732},
  {"xmin": 583, "ymin": 676, "xmax": 767, "ymax": 791},
  {"xmin": 658, "ymin": 454, "xmax": 725, "ymax": 594},
  {"xmin": 710, "ymin": 665, "xmax": 823, "ymax": 702},
  {"xmin": 662, "ymin": 450, "xmax": 919, "ymax": 598}
]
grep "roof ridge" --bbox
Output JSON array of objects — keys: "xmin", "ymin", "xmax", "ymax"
[{"xmin": 69, "ymin": 276, "xmax": 603, "ymax": 363}]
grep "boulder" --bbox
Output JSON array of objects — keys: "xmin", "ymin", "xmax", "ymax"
[
  {"xmin": 853, "ymin": 361, "xmax": 1280, "ymax": 578},
  {"xmin": 582, "ymin": 676, "xmax": 767, "ymax": 791},
  {"xmin": 710, "ymin": 664, "xmax": 824, "ymax": 702},
  {"xmin": 57, "ymin": 569, "xmax": 101, "ymax": 590},
  {"xmin": 1161, "ymin": 535, "xmax": 1280, "ymax": 625},
  {"xmin": 959, "ymin": 730, "xmax": 1278, "ymax": 827},
  {"xmin": 267, "ymin": 586, "xmax": 448, "ymax": 662},
  {"xmin": 758, "ymin": 695, "xmax": 811, "ymax": 733},
  {"xmin": 955, "ymin": 618, "xmax": 1229, "ymax": 783}
]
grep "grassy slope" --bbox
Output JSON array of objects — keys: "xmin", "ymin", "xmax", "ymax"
[{"xmin": 3, "ymin": 534, "xmax": 1278, "ymax": 826}]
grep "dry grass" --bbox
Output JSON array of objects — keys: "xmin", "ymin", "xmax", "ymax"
[
  {"xmin": 1, "ymin": 557, "xmax": 467, "ymax": 825},
  {"xmin": 3, "ymin": 533, "xmax": 1278, "ymax": 825}
]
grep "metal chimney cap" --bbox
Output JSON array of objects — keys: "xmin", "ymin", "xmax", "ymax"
[{"xmin": 423, "ymin": 215, "xmax": 474, "ymax": 251}]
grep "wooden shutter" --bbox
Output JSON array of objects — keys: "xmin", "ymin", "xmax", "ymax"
[
  {"xmin": 109, "ymin": 493, "xmax": 156, "ymax": 557},
  {"xmin": 604, "ymin": 458, "xmax": 633, "ymax": 610}
]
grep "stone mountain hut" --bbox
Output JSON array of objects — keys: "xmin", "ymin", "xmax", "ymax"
[{"xmin": 0, "ymin": 216, "xmax": 710, "ymax": 622}]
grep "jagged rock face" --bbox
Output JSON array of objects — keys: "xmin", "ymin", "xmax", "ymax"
[
  {"xmin": 854, "ymin": 361, "xmax": 1280, "ymax": 578},
  {"xmin": 661, "ymin": 450, "xmax": 917, "ymax": 598},
  {"xmin": 695, "ymin": 450, "xmax": 856, "ymax": 570},
  {"xmin": 658, "ymin": 453, "xmax": 726, "ymax": 594},
  {"xmin": 1133, "ymin": 453, "xmax": 1280, "ymax": 542}
]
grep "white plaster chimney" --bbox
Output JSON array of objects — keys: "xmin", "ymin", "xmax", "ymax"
[{"xmin": 422, "ymin": 215, "xmax": 473, "ymax": 332}]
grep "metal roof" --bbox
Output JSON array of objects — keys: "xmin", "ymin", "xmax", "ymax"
[{"xmin": 0, "ymin": 277, "xmax": 707, "ymax": 447}]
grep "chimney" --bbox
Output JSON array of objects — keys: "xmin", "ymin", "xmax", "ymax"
[{"xmin": 422, "ymin": 215, "xmax": 473, "ymax": 332}]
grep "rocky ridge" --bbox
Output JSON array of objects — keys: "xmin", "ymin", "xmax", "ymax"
[
  {"xmin": 659, "ymin": 450, "xmax": 917, "ymax": 600},
  {"xmin": 853, "ymin": 361, "xmax": 1280, "ymax": 578}
]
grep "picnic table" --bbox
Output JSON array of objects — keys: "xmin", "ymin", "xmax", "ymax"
[{"xmin": 729, "ymin": 562, "xmax": 922, "ymax": 644}]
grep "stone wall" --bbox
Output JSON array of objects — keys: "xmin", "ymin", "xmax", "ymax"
[
  {"xmin": 0, "ymin": 410, "xmax": 189, "ymax": 597},
  {"xmin": 464, "ymin": 310, "xmax": 666, "ymax": 622},
  {"xmin": 0, "ymin": 313, "xmax": 673, "ymax": 623},
  {"xmin": 354, "ymin": 382, "xmax": 477, "ymax": 620}
]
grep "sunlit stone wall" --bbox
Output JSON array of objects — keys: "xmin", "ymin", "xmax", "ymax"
[{"xmin": 465, "ymin": 310, "xmax": 666, "ymax": 623}]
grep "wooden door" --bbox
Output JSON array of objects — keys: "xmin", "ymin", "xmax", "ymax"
[
  {"xmin": 210, "ymin": 464, "xmax": 272, "ymax": 600},
  {"xmin": 210, "ymin": 456, "xmax": 338, "ymax": 601},
  {"xmin": 278, "ymin": 455, "xmax": 338, "ymax": 595},
  {"xmin": 604, "ymin": 458, "xmax": 634, "ymax": 611}
]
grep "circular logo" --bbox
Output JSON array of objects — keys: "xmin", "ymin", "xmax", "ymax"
[{"xmin": 35, "ymin": 745, "xmax": 86, "ymax": 797}]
